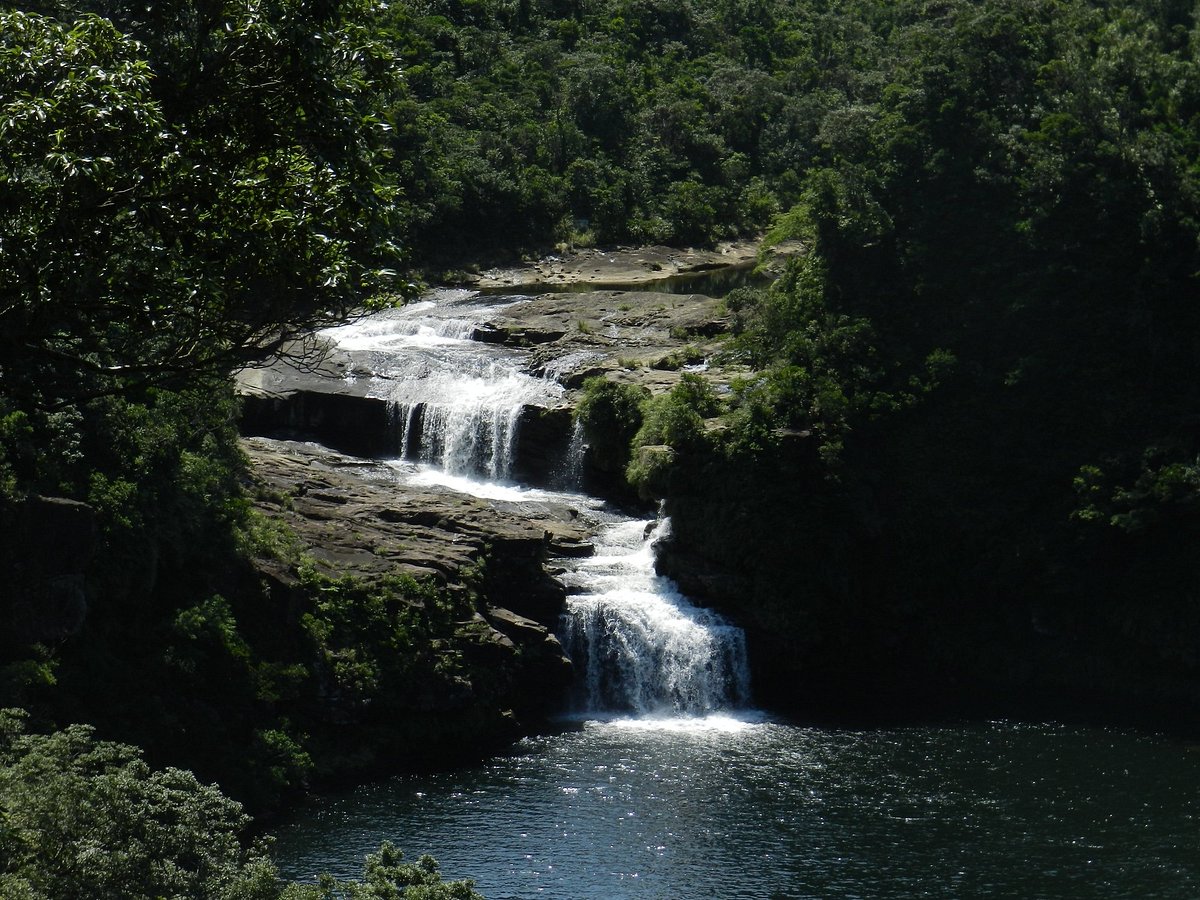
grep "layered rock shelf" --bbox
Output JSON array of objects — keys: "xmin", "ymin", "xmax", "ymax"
[
  {"xmin": 245, "ymin": 436, "xmax": 592, "ymax": 617},
  {"xmin": 467, "ymin": 240, "xmax": 797, "ymax": 291},
  {"xmin": 243, "ymin": 436, "xmax": 598, "ymax": 742}
]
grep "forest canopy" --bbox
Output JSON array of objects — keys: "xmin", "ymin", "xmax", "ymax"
[{"xmin": 576, "ymin": 0, "xmax": 1200, "ymax": 715}]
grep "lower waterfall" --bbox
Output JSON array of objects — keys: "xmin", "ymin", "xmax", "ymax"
[{"xmin": 558, "ymin": 519, "xmax": 751, "ymax": 716}]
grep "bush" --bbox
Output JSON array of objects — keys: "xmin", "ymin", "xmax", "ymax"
[
  {"xmin": 0, "ymin": 709, "xmax": 275, "ymax": 900},
  {"xmin": 0, "ymin": 710, "xmax": 485, "ymax": 899},
  {"xmin": 574, "ymin": 378, "xmax": 648, "ymax": 474},
  {"xmin": 625, "ymin": 375, "xmax": 722, "ymax": 496}
]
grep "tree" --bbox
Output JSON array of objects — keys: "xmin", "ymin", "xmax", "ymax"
[
  {"xmin": 0, "ymin": 709, "xmax": 486, "ymax": 899},
  {"xmin": 0, "ymin": 708, "xmax": 278, "ymax": 899},
  {"xmin": 0, "ymin": 5, "xmax": 404, "ymax": 415},
  {"xmin": 289, "ymin": 843, "xmax": 485, "ymax": 900}
]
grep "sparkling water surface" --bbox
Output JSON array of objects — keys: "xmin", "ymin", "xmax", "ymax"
[{"xmin": 274, "ymin": 717, "xmax": 1200, "ymax": 899}]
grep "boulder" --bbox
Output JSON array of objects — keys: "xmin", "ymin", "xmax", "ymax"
[{"xmin": 244, "ymin": 436, "xmax": 590, "ymax": 628}]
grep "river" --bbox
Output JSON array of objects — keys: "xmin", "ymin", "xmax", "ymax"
[
  {"xmin": 271, "ymin": 286, "xmax": 1200, "ymax": 898},
  {"xmin": 274, "ymin": 713, "xmax": 1200, "ymax": 898}
]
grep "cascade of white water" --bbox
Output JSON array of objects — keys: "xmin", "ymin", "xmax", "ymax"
[
  {"xmin": 322, "ymin": 290, "xmax": 752, "ymax": 718},
  {"xmin": 321, "ymin": 293, "xmax": 562, "ymax": 479},
  {"xmin": 558, "ymin": 519, "xmax": 751, "ymax": 716},
  {"xmin": 386, "ymin": 357, "xmax": 546, "ymax": 479}
]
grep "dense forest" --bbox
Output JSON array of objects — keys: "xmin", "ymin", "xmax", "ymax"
[
  {"xmin": 598, "ymin": 0, "xmax": 1200, "ymax": 723},
  {"xmin": 3, "ymin": 0, "xmax": 1200, "ymax": 894}
]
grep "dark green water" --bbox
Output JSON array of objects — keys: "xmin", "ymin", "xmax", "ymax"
[{"xmin": 273, "ymin": 716, "xmax": 1200, "ymax": 898}]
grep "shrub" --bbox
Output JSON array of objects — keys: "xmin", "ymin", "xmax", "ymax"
[{"xmin": 574, "ymin": 378, "xmax": 648, "ymax": 474}]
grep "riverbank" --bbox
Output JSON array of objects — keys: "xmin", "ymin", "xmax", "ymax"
[
  {"xmin": 233, "ymin": 438, "xmax": 594, "ymax": 797},
  {"xmin": 444, "ymin": 239, "xmax": 803, "ymax": 291}
]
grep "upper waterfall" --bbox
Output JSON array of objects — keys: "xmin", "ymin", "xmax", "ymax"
[{"xmin": 319, "ymin": 291, "xmax": 564, "ymax": 480}]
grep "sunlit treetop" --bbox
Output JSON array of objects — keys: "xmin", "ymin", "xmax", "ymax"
[{"xmin": 0, "ymin": 3, "xmax": 406, "ymax": 412}]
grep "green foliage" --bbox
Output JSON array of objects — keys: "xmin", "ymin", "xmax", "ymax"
[
  {"xmin": 1, "ymin": 2, "xmax": 405, "ymax": 800},
  {"xmin": 1074, "ymin": 453, "xmax": 1200, "ymax": 536},
  {"xmin": 0, "ymin": 709, "xmax": 274, "ymax": 900},
  {"xmin": 0, "ymin": 6, "xmax": 403, "ymax": 413},
  {"xmin": 236, "ymin": 509, "xmax": 305, "ymax": 566},
  {"xmin": 293, "ymin": 853, "xmax": 483, "ymax": 900},
  {"xmin": 297, "ymin": 570, "xmax": 458, "ymax": 709},
  {"xmin": 0, "ymin": 411, "xmax": 33, "ymax": 499},
  {"xmin": 286, "ymin": 842, "xmax": 484, "ymax": 900},
  {"xmin": 75, "ymin": 386, "xmax": 250, "ymax": 603},
  {"xmin": 574, "ymin": 377, "xmax": 649, "ymax": 474},
  {"xmin": 641, "ymin": 0, "xmax": 1200, "ymax": 714},
  {"xmin": 633, "ymin": 375, "xmax": 720, "ymax": 450},
  {"xmin": 356, "ymin": 0, "xmax": 867, "ymax": 258},
  {"xmin": 0, "ymin": 711, "xmax": 484, "ymax": 899},
  {"xmin": 618, "ymin": 375, "xmax": 722, "ymax": 497},
  {"xmin": 0, "ymin": 655, "xmax": 57, "ymax": 713}
]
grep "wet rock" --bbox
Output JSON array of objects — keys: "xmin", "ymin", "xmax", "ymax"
[
  {"xmin": 237, "ymin": 341, "xmax": 398, "ymax": 458},
  {"xmin": 485, "ymin": 606, "xmax": 574, "ymax": 699},
  {"xmin": 514, "ymin": 405, "xmax": 574, "ymax": 486},
  {"xmin": 470, "ymin": 323, "xmax": 509, "ymax": 344},
  {"xmin": 244, "ymin": 437, "xmax": 589, "ymax": 623},
  {"xmin": 241, "ymin": 390, "xmax": 393, "ymax": 458}
]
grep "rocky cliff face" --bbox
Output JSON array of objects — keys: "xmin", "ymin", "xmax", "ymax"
[{"xmin": 244, "ymin": 436, "xmax": 592, "ymax": 713}]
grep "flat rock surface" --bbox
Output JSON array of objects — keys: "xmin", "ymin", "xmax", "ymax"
[
  {"xmin": 236, "ymin": 239, "xmax": 801, "ymax": 406},
  {"xmin": 471, "ymin": 240, "xmax": 801, "ymax": 290},
  {"xmin": 245, "ymin": 437, "xmax": 595, "ymax": 588},
  {"xmin": 235, "ymin": 337, "xmax": 367, "ymax": 400},
  {"xmin": 476, "ymin": 288, "xmax": 743, "ymax": 393}
]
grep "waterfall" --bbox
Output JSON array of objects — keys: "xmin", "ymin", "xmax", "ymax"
[
  {"xmin": 551, "ymin": 418, "xmax": 587, "ymax": 491},
  {"xmin": 557, "ymin": 519, "xmax": 751, "ymax": 716},
  {"xmin": 321, "ymin": 289, "xmax": 752, "ymax": 719},
  {"xmin": 388, "ymin": 366, "xmax": 530, "ymax": 480},
  {"xmin": 321, "ymin": 294, "xmax": 562, "ymax": 480}
]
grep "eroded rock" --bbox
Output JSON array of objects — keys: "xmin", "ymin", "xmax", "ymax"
[{"xmin": 245, "ymin": 437, "xmax": 590, "ymax": 609}]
